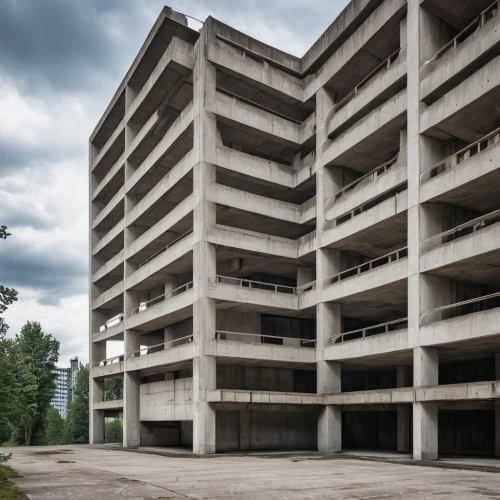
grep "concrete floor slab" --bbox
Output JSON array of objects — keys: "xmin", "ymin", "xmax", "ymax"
[{"xmin": 4, "ymin": 445, "xmax": 500, "ymax": 499}]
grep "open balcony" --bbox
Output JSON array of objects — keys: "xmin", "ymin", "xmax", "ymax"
[{"xmin": 92, "ymin": 355, "xmax": 124, "ymax": 378}]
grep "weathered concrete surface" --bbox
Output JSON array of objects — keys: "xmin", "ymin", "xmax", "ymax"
[{"xmin": 6, "ymin": 445, "xmax": 500, "ymax": 500}]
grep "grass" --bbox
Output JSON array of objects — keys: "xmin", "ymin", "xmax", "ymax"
[{"xmin": 0, "ymin": 464, "xmax": 28, "ymax": 500}]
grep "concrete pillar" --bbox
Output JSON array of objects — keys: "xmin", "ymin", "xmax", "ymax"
[
  {"xmin": 90, "ymin": 377, "xmax": 105, "ymax": 444},
  {"xmin": 317, "ymin": 361, "xmax": 341, "ymax": 453},
  {"xmin": 495, "ymin": 354, "xmax": 500, "ymax": 457},
  {"xmin": 396, "ymin": 366, "xmax": 412, "ymax": 453},
  {"xmin": 413, "ymin": 347, "xmax": 438, "ymax": 460},
  {"xmin": 123, "ymin": 329, "xmax": 141, "ymax": 447}
]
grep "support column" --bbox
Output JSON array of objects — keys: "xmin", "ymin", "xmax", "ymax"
[
  {"xmin": 192, "ymin": 21, "xmax": 217, "ymax": 455},
  {"xmin": 413, "ymin": 347, "xmax": 438, "ymax": 460},
  {"xmin": 123, "ymin": 327, "xmax": 141, "ymax": 448},
  {"xmin": 396, "ymin": 366, "xmax": 412, "ymax": 453},
  {"xmin": 495, "ymin": 353, "xmax": 500, "ymax": 457},
  {"xmin": 89, "ymin": 311, "xmax": 106, "ymax": 445},
  {"xmin": 317, "ymin": 360, "xmax": 342, "ymax": 453}
]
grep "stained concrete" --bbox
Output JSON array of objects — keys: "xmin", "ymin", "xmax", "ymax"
[{"xmin": 6, "ymin": 445, "xmax": 500, "ymax": 500}]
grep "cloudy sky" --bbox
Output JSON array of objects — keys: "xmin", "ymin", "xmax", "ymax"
[{"xmin": 0, "ymin": 0, "xmax": 349, "ymax": 366}]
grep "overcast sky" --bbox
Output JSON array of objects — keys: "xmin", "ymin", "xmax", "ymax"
[{"xmin": 0, "ymin": 0, "xmax": 349, "ymax": 366}]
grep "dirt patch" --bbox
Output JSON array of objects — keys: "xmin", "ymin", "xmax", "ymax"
[
  {"xmin": 34, "ymin": 449, "xmax": 74, "ymax": 456},
  {"xmin": 56, "ymin": 460, "xmax": 75, "ymax": 464}
]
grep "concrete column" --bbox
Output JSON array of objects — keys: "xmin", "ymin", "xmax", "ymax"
[
  {"xmin": 123, "ymin": 329, "xmax": 141, "ymax": 448},
  {"xmin": 396, "ymin": 366, "xmax": 412, "ymax": 453},
  {"xmin": 191, "ymin": 21, "xmax": 218, "ymax": 455},
  {"xmin": 317, "ymin": 361, "xmax": 341, "ymax": 452},
  {"xmin": 413, "ymin": 347, "xmax": 438, "ymax": 460},
  {"xmin": 90, "ymin": 377, "xmax": 105, "ymax": 444},
  {"xmin": 495, "ymin": 354, "xmax": 500, "ymax": 457}
]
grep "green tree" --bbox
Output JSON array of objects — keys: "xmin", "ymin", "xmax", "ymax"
[
  {"xmin": 11, "ymin": 322, "xmax": 60, "ymax": 445},
  {"xmin": 44, "ymin": 406, "xmax": 67, "ymax": 445},
  {"xmin": 0, "ymin": 226, "xmax": 19, "ymax": 340},
  {"xmin": 104, "ymin": 378, "xmax": 123, "ymax": 400},
  {"xmin": 66, "ymin": 364, "xmax": 89, "ymax": 444},
  {"xmin": 105, "ymin": 418, "xmax": 122, "ymax": 444}
]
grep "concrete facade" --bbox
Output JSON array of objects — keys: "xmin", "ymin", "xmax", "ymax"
[{"xmin": 89, "ymin": 1, "xmax": 500, "ymax": 458}]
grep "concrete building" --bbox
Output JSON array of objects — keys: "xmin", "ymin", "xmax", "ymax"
[
  {"xmin": 52, "ymin": 357, "xmax": 79, "ymax": 418},
  {"xmin": 89, "ymin": 0, "xmax": 500, "ymax": 459}
]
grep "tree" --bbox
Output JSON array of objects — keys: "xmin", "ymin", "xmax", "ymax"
[
  {"xmin": 66, "ymin": 364, "xmax": 89, "ymax": 444},
  {"xmin": 104, "ymin": 378, "xmax": 123, "ymax": 400},
  {"xmin": 11, "ymin": 322, "xmax": 60, "ymax": 445},
  {"xmin": 44, "ymin": 406, "xmax": 67, "ymax": 445},
  {"xmin": 0, "ymin": 226, "xmax": 18, "ymax": 340},
  {"xmin": 105, "ymin": 418, "xmax": 122, "ymax": 443}
]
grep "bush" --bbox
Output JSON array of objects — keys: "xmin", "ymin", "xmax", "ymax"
[{"xmin": 105, "ymin": 419, "xmax": 122, "ymax": 444}]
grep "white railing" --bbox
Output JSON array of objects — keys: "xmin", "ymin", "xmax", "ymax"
[
  {"xmin": 215, "ymin": 275, "xmax": 297, "ymax": 294},
  {"xmin": 421, "ymin": 209, "xmax": 500, "ymax": 253},
  {"xmin": 129, "ymin": 335, "xmax": 193, "ymax": 358},
  {"xmin": 333, "ymin": 154, "xmax": 400, "ymax": 203},
  {"xmin": 96, "ymin": 355, "xmax": 124, "ymax": 367},
  {"xmin": 326, "ymin": 318, "xmax": 408, "ymax": 345},
  {"xmin": 215, "ymin": 330, "xmax": 316, "ymax": 347},
  {"xmin": 324, "ymin": 247, "xmax": 408, "ymax": 286},
  {"xmin": 427, "ymin": 1, "xmax": 499, "ymax": 63},
  {"xmin": 99, "ymin": 313, "xmax": 124, "ymax": 332},
  {"xmin": 129, "ymin": 281, "xmax": 193, "ymax": 316},
  {"xmin": 138, "ymin": 229, "xmax": 193, "ymax": 268},
  {"xmin": 334, "ymin": 47, "xmax": 403, "ymax": 112},
  {"xmin": 420, "ymin": 126, "xmax": 500, "ymax": 183},
  {"xmin": 420, "ymin": 292, "xmax": 500, "ymax": 326}
]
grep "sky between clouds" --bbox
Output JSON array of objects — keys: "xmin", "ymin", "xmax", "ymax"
[{"xmin": 0, "ymin": 0, "xmax": 349, "ymax": 366}]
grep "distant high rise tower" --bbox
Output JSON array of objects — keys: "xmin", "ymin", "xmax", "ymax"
[{"xmin": 52, "ymin": 357, "xmax": 79, "ymax": 418}]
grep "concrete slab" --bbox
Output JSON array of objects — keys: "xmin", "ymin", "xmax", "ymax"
[{"xmin": 5, "ymin": 445, "xmax": 500, "ymax": 500}]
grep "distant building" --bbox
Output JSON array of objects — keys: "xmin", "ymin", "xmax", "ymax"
[{"xmin": 52, "ymin": 357, "xmax": 79, "ymax": 418}]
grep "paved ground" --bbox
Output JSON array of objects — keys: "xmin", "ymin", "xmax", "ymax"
[{"xmin": 4, "ymin": 445, "xmax": 500, "ymax": 499}]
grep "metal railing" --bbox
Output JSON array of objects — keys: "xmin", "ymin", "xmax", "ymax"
[
  {"xmin": 334, "ymin": 47, "xmax": 403, "ymax": 112},
  {"xmin": 324, "ymin": 247, "xmax": 408, "ymax": 286},
  {"xmin": 326, "ymin": 318, "xmax": 408, "ymax": 345},
  {"xmin": 421, "ymin": 209, "xmax": 500, "ymax": 253},
  {"xmin": 427, "ymin": 1, "xmax": 499, "ymax": 63},
  {"xmin": 334, "ymin": 154, "xmax": 400, "ymax": 202},
  {"xmin": 215, "ymin": 275, "xmax": 297, "ymax": 294},
  {"xmin": 138, "ymin": 229, "xmax": 193, "ymax": 268},
  {"xmin": 129, "ymin": 281, "xmax": 193, "ymax": 316},
  {"xmin": 99, "ymin": 313, "xmax": 124, "ymax": 332},
  {"xmin": 420, "ymin": 126, "xmax": 500, "ymax": 183},
  {"xmin": 421, "ymin": 292, "xmax": 500, "ymax": 326},
  {"xmin": 97, "ymin": 355, "xmax": 124, "ymax": 367},
  {"xmin": 130, "ymin": 335, "xmax": 193, "ymax": 358},
  {"xmin": 215, "ymin": 330, "xmax": 316, "ymax": 347}
]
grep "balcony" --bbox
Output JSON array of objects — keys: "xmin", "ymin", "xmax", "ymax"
[
  {"xmin": 421, "ymin": 127, "xmax": 500, "ymax": 184},
  {"xmin": 130, "ymin": 282, "xmax": 193, "ymax": 316},
  {"xmin": 326, "ymin": 318, "xmax": 408, "ymax": 346},
  {"xmin": 92, "ymin": 314, "xmax": 124, "ymax": 343},
  {"xmin": 92, "ymin": 355, "xmax": 124, "ymax": 378},
  {"xmin": 215, "ymin": 330, "xmax": 315, "ymax": 348},
  {"xmin": 215, "ymin": 276, "xmax": 296, "ymax": 294},
  {"xmin": 126, "ymin": 282, "xmax": 194, "ymax": 331},
  {"xmin": 426, "ymin": 1, "xmax": 499, "ymax": 64},
  {"xmin": 421, "ymin": 209, "xmax": 500, "ymax": 254},
  {"xmin": 421, "ymin": 292, "xmax": 500, "ymax": 326},
  {"xmin": 138, "ymin": 229, "xmax": 193, "ymax": 269},
  {"xmin": 422, "ymin": 1, "xmax": 500, "ymax": 102},
  {"xmin": 127, "ymin": 335, "xmax": 194, "ymax": 372}
]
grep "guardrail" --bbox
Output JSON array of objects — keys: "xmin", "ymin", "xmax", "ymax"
[
  {"xmin": 333, "ymin": 154, "xmax": 400, "ymax": 202},
  {"xmin": 324, "ymin": 247, "xmax": 408, "ymax": 286},
  {"xmin": 334, "ymin": 47, "xmax": 403, "ymax": 112},
  {"xmin": 96, "ymin": 355, "xmax": 124, "ymax": 367},
  {"xmin": 129, "ymin": 281, "xmax": 193, "ymax": 316},
  {"xmin": 420, "ymin": 292, "xmax": 500, "ymax": 326},
  {"xmin": 427, "ymin": 1, "xmax": 499, "ymax": 63},
  {"xmin": 215, "ymin": 275, "xmax": 297, "ymax": 294},
  {"xmin": 326, "ymin": 318, "xmax": 408, "ymax": 345},
  {"xmin": 215, "ymin": 330, "xmax": 316, "ymax": 347},
  {"xmin": 99, "ymin": 313, "xmax": 124, "ymax": 332},
  {"xmin": 421, "ymin": 209, "xmax": 500, "ymax": 254},
  {"xmin": 420, "ymin": 126, "xmax": 500, "ymax": 183},
  {"xmin": 130, "ymin": 335, "xmax": 193, "ymax": 358},
  {"xmin": 138, "ymin": 229, "xmax": 193, "ymax": 268}
]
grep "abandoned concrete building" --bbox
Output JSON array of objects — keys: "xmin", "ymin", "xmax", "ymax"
[{"xmin": 89, "ymin": 0, "xmax": 500, "ymax": 459}]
